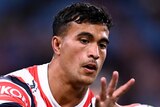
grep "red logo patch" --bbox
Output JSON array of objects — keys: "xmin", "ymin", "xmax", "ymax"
[{"xmin": 0, "ymin": 82, "xmax": 31, "ymax": 107}]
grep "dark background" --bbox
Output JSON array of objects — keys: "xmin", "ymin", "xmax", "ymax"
[{"xmin": 0, "ymin": 0, "xmax": 160, "ymax": 106}]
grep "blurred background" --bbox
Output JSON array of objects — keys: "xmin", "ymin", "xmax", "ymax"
[{"xmin": 0, "ymin": 0, "xmax": 159, "ymax": 106}]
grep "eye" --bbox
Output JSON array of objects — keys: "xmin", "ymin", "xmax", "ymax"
[
  {"xmin": 80, "ymin": 38, "xmax": 89, "ymax": 44},
  {"xmin": 99, "ymin": 43, "xmax": 107, "ymax": 49}
]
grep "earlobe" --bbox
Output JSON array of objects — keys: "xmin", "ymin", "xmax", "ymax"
[{"xmin": 51, "ymin": 36, "xmax": 61, "ymax": 55}]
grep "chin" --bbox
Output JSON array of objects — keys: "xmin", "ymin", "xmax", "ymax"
[{"xmin": 81, "ymin": 76, "xmax": 96, "ymax": 85}]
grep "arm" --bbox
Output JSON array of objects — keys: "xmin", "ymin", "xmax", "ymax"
[
  {"xmin": 0, "ymin": 102, "xmax": 22, "ymax": 107},
  {"xmin": 0, "ymin": 75, "xmax": 33, "ymax": 107},
  {"xmin": 95, "ymin": 71, "xmax": 140, "ymax": 107}
]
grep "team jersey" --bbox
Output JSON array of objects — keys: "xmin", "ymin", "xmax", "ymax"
[{"xmin": 0, "ymin": 63, "xmax": 96, "ymax": 107}]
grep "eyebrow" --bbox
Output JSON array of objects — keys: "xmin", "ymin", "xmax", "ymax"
[
  {"xmin": 77, "ymin": 32, "xmax": 109, "ymax": 44},
  {"xmin": 77, "ymin": 32, "xmax": 93, "ymax": 39}
]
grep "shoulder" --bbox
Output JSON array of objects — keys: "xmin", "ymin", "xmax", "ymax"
[
  {"xmin": 0, "ymin": 67, "xmax": 37, "ymax": 107},
  {"xmin": 0, "ymin": 63, "xmax": 49, "ymax": 107},
  {"xmin": 0, "ymin": 75, "xmax": 36, "ymax": 107}
]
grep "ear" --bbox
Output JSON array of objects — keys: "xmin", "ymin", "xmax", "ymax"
[{"xmin": 51, "ymin": 36, "xmax": 62, "ymax": 55}]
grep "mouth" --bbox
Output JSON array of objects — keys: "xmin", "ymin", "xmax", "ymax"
[{"xmin": 82, "ymin": 63, "xmax": 98, "ymax": 72}]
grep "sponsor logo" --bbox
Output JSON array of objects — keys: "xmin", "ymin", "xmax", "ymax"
[
  {"xmin": 0, "ymin": 82, "xmax": 30, "ymax": 106},
  {"xmin": 27, "ymin": 80, "xmax": 38, "ymax": 93}
]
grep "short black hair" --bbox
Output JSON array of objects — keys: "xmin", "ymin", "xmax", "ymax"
[{"xmin": 52, "ymin": 2, "xmax": 113, "ymax": 36}]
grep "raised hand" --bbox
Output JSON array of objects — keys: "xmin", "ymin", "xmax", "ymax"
[{"xmin": 95, "ymin": 71, "xmax": 140, "ymax": 107}]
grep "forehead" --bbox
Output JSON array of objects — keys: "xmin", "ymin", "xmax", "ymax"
[{"xmin": 65, "ymin": 22, "xmax": 109, "ymax": 39}]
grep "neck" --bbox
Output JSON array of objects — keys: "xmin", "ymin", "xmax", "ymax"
[{"xmin": 48, "ymin": 58, "xmax": 88, "ymax": 106}]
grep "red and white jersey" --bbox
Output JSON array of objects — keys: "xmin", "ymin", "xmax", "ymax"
[{"xmin": 0, "ymin": 63, "xmax": 96, "ymax": 107}]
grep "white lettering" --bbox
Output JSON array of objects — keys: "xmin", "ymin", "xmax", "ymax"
[
  {"xmin": 0, "ymin": 85, "xmax": 28, "ymax": 105},
  {"xmin": 1, "ymin": 86, "xmax": 11, "ymax": 94},
  {"xmin": 10, "ymin": 88, "xmax": 22, "ymax": 98}
]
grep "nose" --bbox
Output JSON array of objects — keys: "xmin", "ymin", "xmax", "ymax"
[{"xmin": 88, "ymin": 44, "xmax": 100, "ymax": 60}]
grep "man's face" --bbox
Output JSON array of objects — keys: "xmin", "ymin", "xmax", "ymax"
[{"xmin": 57, "ymin": 22, "xmax": 109, "ymax": 86}]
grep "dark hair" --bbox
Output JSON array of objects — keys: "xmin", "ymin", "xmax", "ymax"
[{"xmin": 52, "ymin": 2, "xmax": 113, "ymax": 36}]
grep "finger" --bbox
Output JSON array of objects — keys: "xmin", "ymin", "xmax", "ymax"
[
  {"xmin": 122, "ymin": 103, "xmax": 141, "ymax": 107},
  {"xmin": 100, "ymin": 77, "xmax": 107, "ymax": 101},
  {"xmin": 115, "ymin": 103, "xmax": 141, "ymax": 107},
  {"xmin": 113, "ymin": 78, "xmax": 135, "ymax": 98},
  {"xmin": 95, "ymin": 95, "xmax": 101, "ymax": 107},
  {"xmin": 107, "ymin": 71, "xmax": 119, "ymax": 97}
]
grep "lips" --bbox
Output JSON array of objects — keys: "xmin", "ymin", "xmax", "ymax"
[{"xmin": 82, "ymin": 62, "xmax": 98, "ymax": 72}]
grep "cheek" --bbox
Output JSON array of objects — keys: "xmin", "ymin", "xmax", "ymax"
[
  {"xmin": 61, "ymin": 42, "xmax": 83, "ymax": 62},
  {"xmin": 103, "ymin": 50, "xmax": 107, "ymax": 60},
  {"xmin": 99, "ymin": 50, "xmax": 107, "ymax": 64}
]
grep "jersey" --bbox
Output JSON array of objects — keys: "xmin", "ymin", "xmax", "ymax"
[{"xmin": 0, "ymin": 63, "xmax": 96, "ymax": 107}]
